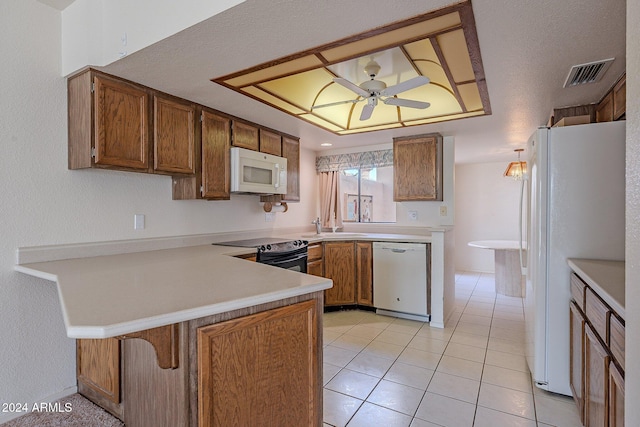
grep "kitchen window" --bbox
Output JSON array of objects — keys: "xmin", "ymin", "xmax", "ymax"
[{"xmin": 339, "ymin": 166, "xmax": 396, "ymax": 223}]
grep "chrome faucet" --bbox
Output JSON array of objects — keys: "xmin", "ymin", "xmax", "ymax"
[{"xmin": 311, "ymin": 217, "xmax": 321, "ymax": 234}]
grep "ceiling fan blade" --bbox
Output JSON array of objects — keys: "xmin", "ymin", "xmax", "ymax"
[
  {"xmin": 360, "ymin": 103, "xmax": 375, "ymax": 121},
  {"xmin": 333, "ymin": 78, "xmax": 370, "ymax": 98},
  {"xmin": 312, "ymin": 98, "xmax": 362, "ymax": 110},
  {"xmin": 380, "ymin": 76, "xmax": 430, "ymax": 96},
  {"xmin": 383, "ymin": 97, "xmax": 431, "ymax": 109}
]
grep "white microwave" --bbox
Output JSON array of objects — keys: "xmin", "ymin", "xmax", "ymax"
[{"xmin": 230, "ymin": 147, "xmax": 288, "ymax": 195}]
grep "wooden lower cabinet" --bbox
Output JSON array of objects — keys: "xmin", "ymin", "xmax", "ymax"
[
  {"xmin": 307, "ymin": 243, "xmax": 324, "ymax": 277},
  {"xmin": 324, "ymin": 242, "xmax": 357, "ymax": 305},
  {"xmin": 569, "ymin": 301, "xmax": 585, "ymax": 424},
  {"xmin": 197, "ymin": 300, "xmax": 320, "ymax": 427},
  {"xmin": 584, "ymin": 324, "xmax": 610, "ymax": 427},
  {"xmin": 77, "ymin": 294, "xmax": 323, "ymax": 426},
  {"xmin": 77, "ymin": 338, "xmax": 122, "ymax": 418},
  {"xmin": 356, "ymin": 242, "xmax": 373, "ymax": 306},
  {"xmin": 609, "ymin": 361, "xmax": 624, "ymax": 427}
]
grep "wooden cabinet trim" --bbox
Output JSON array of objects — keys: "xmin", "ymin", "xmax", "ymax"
[
  {"xmin": 118, "ymin": 323, "xmax": 180, "ymax": 370},
  {"xmin": 569, "ymin": 301, "xmax": 585, "ymax": 424}
]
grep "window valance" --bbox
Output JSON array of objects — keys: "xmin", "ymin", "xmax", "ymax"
[{"xmin": 316, "ymin": 149, "xmax": 393, "ymax": 172}]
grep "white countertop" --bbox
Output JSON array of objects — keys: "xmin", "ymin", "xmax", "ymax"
[
  {"xmin": 16, "ymin": 244, "xmax": 332, "ymax": 339},
  {"xmin": 568, "ymin": 258, "xmax": 625, "ymax": 318},
  {"xmin": 292, "ymin": 232, "xmax": 431, "ymax": 244},
  {"xmin": 468, "ymin": 240, "xmax": 523, "ymax": 250}
]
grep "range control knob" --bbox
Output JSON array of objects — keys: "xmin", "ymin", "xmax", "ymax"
[
  {"xmin": 260, "ymin": 245, "xmax": 266, "ymax": 252},
  {"xmin": 266, "ymin": 245, "xmax": 272, "ymax": 251},
  {"xmin": 293, "ymin": 240, "xmax": 299, "ymax": 246}
]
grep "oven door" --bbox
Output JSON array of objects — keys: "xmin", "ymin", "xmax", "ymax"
[{"xmin": 257, "ymin": 249, "xmax": 307, "ymax": 273}]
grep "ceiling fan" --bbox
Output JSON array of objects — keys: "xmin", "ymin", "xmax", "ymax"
[{"xmin": 313, "ymin": 60, "xmax": 431, "ymax": 121}]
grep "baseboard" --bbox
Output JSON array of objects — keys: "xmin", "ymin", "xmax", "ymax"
[{"xmin": 0, "ymin": 386, "xmax": 77, "ymax": 423}]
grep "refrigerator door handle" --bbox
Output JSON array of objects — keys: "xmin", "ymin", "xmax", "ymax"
[{"xmin": 519, "ymin": 178, "xmax": 528, "ymax": 275}]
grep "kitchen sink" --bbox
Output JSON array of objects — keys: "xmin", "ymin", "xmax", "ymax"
[{"xmin": 301, "ymin": 232, "xmax": 368, "ymax": 238}]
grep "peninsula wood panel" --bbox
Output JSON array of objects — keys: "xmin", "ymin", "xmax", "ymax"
[
  {"xmin": 231, "ymin": 120, "xmax": 259, "ymax": 150},
  {"xmin": 93, "ymin": 74, "xmax": 150, "ymax": 170},
  {"xmin": 201, "ymin": 110, "xmax": 231, "ymax": 199},
  {"xmin": 323, "ymin": 242, "xmax": 356, "ymax": 305},
  {"xmin": 77, "ymin": 338, "xmax": 121, "ymax": 405},
  {"xmin": 197, "ymin": 300, "xmax": 319, "ymax": 427},
  {"xmin": 153, "ymin": 95, "xmax": 196, "ymax": 175},
  {"xmin": 393, "ymin": 133, "xmax": 443, "ymax": 201},
  {"xmin": 259, "ymin": 129, "xmax": 282, "ymax": 156},
  {"xmin": 356, "ymin": 242, "xmax": 373, "ymax": 306},
  {"xmin": 282, "ymin": 136, "xmax": 301, "ymax": 202}
]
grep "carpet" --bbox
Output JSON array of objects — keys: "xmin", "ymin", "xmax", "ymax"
[{"xmin": 0, "ymin": 394, "xmax": 123, "ymax": 427}]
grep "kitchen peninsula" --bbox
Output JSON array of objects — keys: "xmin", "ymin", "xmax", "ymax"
[{"xmin": 15, "ymin": 241, "xmax": 331, "ymax": 426}]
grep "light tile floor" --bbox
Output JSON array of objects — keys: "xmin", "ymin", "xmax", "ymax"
[{"xmin": 322, "ymin": 271, "xmax": 583, "ymax": 427}]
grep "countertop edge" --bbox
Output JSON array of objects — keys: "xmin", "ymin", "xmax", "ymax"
[{"xmin": 568, "ymin": 258, "xmax": 625, "ymax": 318}]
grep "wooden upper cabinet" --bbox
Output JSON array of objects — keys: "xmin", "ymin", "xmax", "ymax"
[
  {"xmin": 596, "ymin": 92, "xmax": 614, "ymax": 123},
  {"xmin": 153, "ymin": 95, "xmax": 196, "ymax": 175},
  {"xmin": 282, "ymin": 136, "xmax": 300, "ymax": 202},
  {"xmin": 393, "ymin": 133, "xmax": 443, "ymax": 201},
  {"xmin": 259, "ymin": 129, "xmax": 282, "ymax": 156},
  {"xmin": 201, "ymin": 110, "xmax": 231, "ymax": 200},
  {"xmin": 93, "ymin": 74, "xmax": 150, "ymax": 170},
  {"xmin": 231, "ymin": 120, "xmax": 259, "ymax": 150},
  {"xmin": 613, "ymin": 74, "xmax": 626, "ymax": 121}
]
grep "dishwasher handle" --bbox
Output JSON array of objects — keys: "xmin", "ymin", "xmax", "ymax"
[{"xmin": 391, "ymin": 248, "xmax": 406, "ymax": 253}]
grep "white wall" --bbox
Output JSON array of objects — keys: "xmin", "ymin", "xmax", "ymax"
[
  {"xmin": 0, "ymin": 1, "xmax": 317, "ymax": 413},
  {"xmin": 454, "ymin": 162, "xmax": 522, "ymax": 272},
  {"xmin": 61, "ymin": 0, "xmax": 245, "ymax": 75},
  {"xmin": 626, "ymin": 0, "xmax": 639, "ymax": 424}
]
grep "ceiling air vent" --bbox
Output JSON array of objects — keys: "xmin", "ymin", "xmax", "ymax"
[{"xmin": 563, "ymin": 58, "xmax": 614, "ymax": 88}]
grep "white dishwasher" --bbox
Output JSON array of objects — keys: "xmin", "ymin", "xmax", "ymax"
[{"xmin": 373, "ymin": 242, "xmax": 429, "ymax": 321}]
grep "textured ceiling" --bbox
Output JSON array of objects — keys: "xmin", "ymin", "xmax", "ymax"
[{"xmin": 102, "ymin": 0, "xmax": 626, "ymax": 163}]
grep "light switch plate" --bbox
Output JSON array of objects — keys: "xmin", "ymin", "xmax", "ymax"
[
  {"xmin": 408, "ymin": 211, "xmax": 418, "ymax": 221},
  {"xmin": 134, "ymin": 214, "xmax": 145, "ymax": 230},
  {"xmin": 439, "ymin": 206, "xmax": 448, "ymax": 216},
  {"xmin": 265, "ymin": 212, "xmax": 275, "ymax": 222}
]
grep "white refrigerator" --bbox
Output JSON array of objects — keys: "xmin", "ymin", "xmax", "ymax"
[{"xmin": 524, "ymin": 121, "xmax": 625, "ymax": 396}]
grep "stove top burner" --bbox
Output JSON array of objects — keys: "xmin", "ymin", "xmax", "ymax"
[{"xmin": 215, "ymin": 238, "xmax": 307, "ymax": 253}]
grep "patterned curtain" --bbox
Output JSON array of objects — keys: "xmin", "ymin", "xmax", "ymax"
[{"xmin": 316, "ymin": 149, "xmax": 393, "ymax": 172}]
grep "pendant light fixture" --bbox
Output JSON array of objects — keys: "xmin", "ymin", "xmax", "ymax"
[{"xmin": 504, "ymin": 148, "xmax": 527, "ymax": 180}]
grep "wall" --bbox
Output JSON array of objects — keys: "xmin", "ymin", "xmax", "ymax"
[
  {"xmin": 454, "ymin": 162, "xmax": 523, "ymax": 272},
  {"xmin": 0, "ymin": 2, "xmax": 317, "ymax": 416},
  {"xmin": 626, "ymin": 0, "xmax": 639, "ymax": 424}
]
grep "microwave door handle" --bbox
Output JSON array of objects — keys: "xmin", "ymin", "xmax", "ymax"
[{"xmin": 274, "ymin": 164, "xmax": 281, "ymax": 189}]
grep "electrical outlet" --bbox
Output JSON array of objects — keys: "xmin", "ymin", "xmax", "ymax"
[
  {"xmin": 265, "ymin": 212, "xmax": 275, "ymax": 222},
  {"xmin": 408, "ymin": 211, "xmax": 418, "ymax": 221},
  {"xmin": 134, "ymin": 214, "xmax": 145, "ymax": 230},
  {"xmin": 439, "ymin": 206, "xmax": 448, "ymax": 216}
]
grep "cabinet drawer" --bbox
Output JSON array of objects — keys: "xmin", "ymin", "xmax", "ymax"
[
  {"xmin": 585, "ymin": 287, "xmax": 610, "ymax": 344},
  {"xmin": 308, "ymin": 244, "xmax": 323, "ymax": 262},
  {"xmin": 570, "ymin": 273, "xmax": 586, "ymax": 310},
  {"xmin": 610, "ymin": 313, "xmax": 625, "ymax": 370}
]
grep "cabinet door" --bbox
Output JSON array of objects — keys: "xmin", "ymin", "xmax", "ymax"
[
  {"xmin": 356, "ymin": 242, "xmax": 373, "ymax": 306},
  {"xmin": 613, "ymin": 74, "xmax": 626, "ymax": 120},
  {"xmin": 94, "ymin": 75, "xmax": 150, "ymax": 170},
  {"xmin": 153, "ymin": 95, "xmax": 196, "ymax": 175},
  {"xmin": 231, "ymin": 120, "xmax": 259, "ymax": 150},
  {"xmin": 585, "ymin": 325, "xmax": 610, "ymax": 427},
  {"xmin": 596, "ymin": 92, "xmax": 614, "ymax": 123},
  {"xmin": 393, "ymin": 133, "xmax": 443, "ymax": 201},
  {"xmin": 609, "ymin": 361, "xmax": 624, "ymax": 427},
  {"xmin": 307, "ymin": 259, "xmax": 324, "ymax": 277},
  {"xmin": 324, "ymin": 242, "xmax": 356, "ymax": 305},
  {"xmin": 77, "ymin": 338, "xmax": 121, "ymax": 408},
  {"xmin": 259, "ymin": 129, "xmax": 282, "ymax": 156},
  {"xmin": 282, "ymin": 136, "xmax": 300, "ymax": 202},
  {"xmin": 570, "ymin": 301, "xmax": 585, "ymax": 423},
  {"xmin": 197, "ymin": 300, "xmax": 320, "ymax": 427},
  {"xmin": 201, "ymin": 110, "xmax": 231, "ymax": 200}
]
